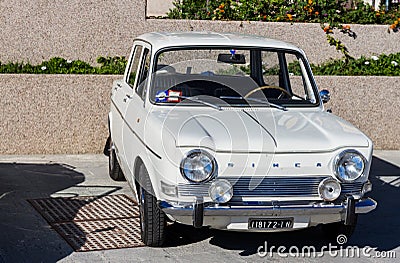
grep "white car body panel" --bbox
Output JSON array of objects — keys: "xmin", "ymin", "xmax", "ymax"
[{"xmin": 107, "ymin": 32, "xmax": 376, "ymax": 233}]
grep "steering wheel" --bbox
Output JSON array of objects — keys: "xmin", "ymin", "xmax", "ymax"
[{"xmin": 244, "ymin": 85, "xmax": 291, "ymax": 99}]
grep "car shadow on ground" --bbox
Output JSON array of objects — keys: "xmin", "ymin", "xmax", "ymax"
[
  {"xmin": 0, "ymin": 162, "xmax": 120, "ymax": 263},
  {"xmin": 1, "ymin": 156, "xmax": 398, "ymax": 261},
  {"xmin": 164, "ymin": 156, "xmax": 400, "ymax": 256},
  {"xmin": 0, "ymin": 163, "xmax": 83, "ymax": 262}
]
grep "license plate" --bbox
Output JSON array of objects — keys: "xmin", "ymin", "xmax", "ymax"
[{"xmin": 248, "ymin": 218, "xmax": 293, "ymax": 229}]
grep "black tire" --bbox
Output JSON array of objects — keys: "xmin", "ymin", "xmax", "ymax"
[
  {"xmin": 137, "ymin": 164, "xmax": 166, "ymax": 247},
  {"xmin": 108, "ymin": 137, "xmax": 125, "ymax": 181},
  {"xmin": 104, "ymin": 136, "xmax": 111, "ymax": 156},
  {"xmin": 322, "ymin": 215, "xmax": 358, "ymax": 241}
]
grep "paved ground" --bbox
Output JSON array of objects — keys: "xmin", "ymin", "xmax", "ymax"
[{"xmin": 0, "ymin": 151, "xmax": 399, "ymax": 262}]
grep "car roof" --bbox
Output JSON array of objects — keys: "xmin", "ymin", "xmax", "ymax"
[{"xmin": 135, "ymin": 32, "xmax": 303, "ymax": 52}]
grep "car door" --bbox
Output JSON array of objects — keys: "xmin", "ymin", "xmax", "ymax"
[
  {"xmin": 121, "ymin": 42, "xmax": 152, "ymax": 178},
  {"xmin": 110, "ymin": 43, "xmax": 144, "ymax": 175}
]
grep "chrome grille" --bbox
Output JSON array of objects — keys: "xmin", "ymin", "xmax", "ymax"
[
  {"xmin": 227, "ymin": 177, "xmax": 323, "ymax": 196},
  {"xmin": 342, "ymin": 182, "xmax": 363, "ymax": 194},
  {"xmin": 178, "ymin": 177, "xmax": 364, "ymax": 197},
  {"xmin": 178, "ymin": 184, "xmax": 209, "ymax": 197}
]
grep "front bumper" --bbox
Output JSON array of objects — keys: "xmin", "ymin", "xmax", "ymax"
[{"xmin": 159, "ymin": 197, "xmax": 377, "ymax": 230}]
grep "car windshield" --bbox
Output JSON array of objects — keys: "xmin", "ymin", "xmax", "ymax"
[{"xmin": 149, "ymin": 47, "xmax": 319, "ymax": 108}]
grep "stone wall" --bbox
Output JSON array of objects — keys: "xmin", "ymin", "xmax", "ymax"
[
  {"xmin": 0, "ymin": 74, "xmax": 398, "ymax": 154},
  {"xmin": 1, "ymin": 1, "xmax": 399, "ymax": 65},
  {"xmin": 1, "ymin": 1, "xmax": 398, "ymax": 153},
  {"xmin": 318, "ymin": 76, "xmax": 400, "ymax": 151},
  {"xmin": 0, "ymin": 74, "xmax": 118, "ymax": 154}
]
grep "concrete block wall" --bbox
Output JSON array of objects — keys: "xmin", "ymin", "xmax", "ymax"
[
  {"xmin": 1, "ymin": 1, "xmax": 400, "ymax": 65},
  {"xmin": 1, "ymin": 0, "xmax": 399, "ymax": 153},
  {"xmin": 0, "ymin": 74, "xmax": 398, "ymax": 154},
  {"xmin": 147, "ymin": 0, "xmax": 174, "ymax": 17},
  {"xmin": 318, "ymin": 76, "xmax": 400, "ymax": 151},
  {"xmin": 0, "ymin": 74, "xmax": 118, "ymax": 154}
]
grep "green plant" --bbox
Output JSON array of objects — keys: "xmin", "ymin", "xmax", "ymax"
[
  {"xmin": 96, "ymin": 56, "xmax": 127, "ymax": 74},
  {"xmin": 168, "ymin": 0, "xmax": 400, "ymax": 24},
  {"xmin": 389, "ymin": 17, "xmax": 400, "ymax": 32},
  {"xmin": 2, "ymin": 53, "xmax": 400, "ymax": 76},
  {"xmin": 312, "ymin": 53, "xmax": 400, "ymax": 76},
  {"xmin": 242, "ymin": 52, "xmax": 400, "ymax": 76},
  {"xmin": 167, "ymin": 1, "xmax": 400, "ymax": 60},
  {"xmin": 0, "ymin": 56, "xmax": 127, "ymax": 75},
  {"xmin": 321, "ymin": 23, "xmax": 356, "ymax": 62},
  {"xmin": 168, "ymin": 0, "xmax": 216, "ymax": 19}
]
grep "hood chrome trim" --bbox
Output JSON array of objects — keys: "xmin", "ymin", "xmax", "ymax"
[{"xmin": 241, "ymin": 110, "xmax": 277, "ymax": 147}]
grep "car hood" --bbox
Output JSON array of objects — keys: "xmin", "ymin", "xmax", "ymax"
[{"xmin": 154, "ymin": 108, "xmax": 370, "ymax": 153}]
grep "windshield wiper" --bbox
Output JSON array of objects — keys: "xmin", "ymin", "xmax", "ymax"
[
  {"xmin": 219, "ymin": 96, "xmax": 287, "ymax": 111},
  {"xmin": 155, "ymin": 94, "xmax": 222, "ymax": 111}
]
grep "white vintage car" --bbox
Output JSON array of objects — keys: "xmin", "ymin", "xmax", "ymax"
[{"xmin": 105, "ymin": 32, "xmax": 377, "ymax": 246}]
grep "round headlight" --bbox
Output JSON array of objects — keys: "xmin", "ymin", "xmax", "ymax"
[
  {"xmin": 180, "ymin": 149, "xmax": 217, "ymax": 183},
  {"xmin": 334, "ymin": 150, "xmax": 366, "ymax": 182},
  {"xmin": 318, "ymin": 178, "xmax": 341, "ymax": 201},
  {"xmin": 209, "ymin": 179, "xmax": 233, "ymax": 203}
]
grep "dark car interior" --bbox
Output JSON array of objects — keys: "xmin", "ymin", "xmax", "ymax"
[{"xmin": 150, "ymin": 49, "xmax": 316, "ymax": 106}]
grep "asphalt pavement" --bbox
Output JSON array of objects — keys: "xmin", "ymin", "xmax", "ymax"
[{"xmin": 0, "ymin": 151, "xmax": 399, "ymax": 263}]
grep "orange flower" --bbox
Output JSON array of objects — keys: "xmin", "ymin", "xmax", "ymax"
[
  {"xmin": 398, "ymin": 18, "xmax": 400, "ymax": 21},
  {"xmin": 287, "ymin": 14, "xmax": 293, "ymax": 20},
  {"xmin": 376, "ymin": 12, "xmax": 380, "ymax": 16},
  {"xmin": 395, "ymin": 20, "xmax": 399, "ymax": 25},
  {"xmin": 342, "ymin": 25, "xmax": 350, "ymax": 30},
  {"xmin": 219, "ymin": 4, "xmax": 225, "ymax": 9},
  {"xmin": 308, "ymin": 8, "xmax": 313, "ymax": 13},
  {"xmin": 390, "ymin": 24, "xmax": 396, "ymax": 29},
  {"xmin": 323, "ymin": 25, "xmax": 330, "ymax": 32},
  {"xmin": 263, "ymin": 15, "xmax": 267, "ymax": 20},
  {"xmin": 220, "ymin": 9, "xmax": 225, "ymax": 13},
  {"xmin": 315, "ymin": 11, "xmax": 319, "ymax": 15},
  {"xmin": 308, "ymin": 0, "xmax": 313, "ymax": 5}
]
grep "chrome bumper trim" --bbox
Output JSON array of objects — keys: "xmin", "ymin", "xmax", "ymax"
[{"xmin": 160, "ymin": 197, "xmax": 377, "ymax": 217}]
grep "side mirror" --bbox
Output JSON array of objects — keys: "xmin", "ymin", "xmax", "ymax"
[{"xmin": 319, "ymin": 89, "xmax": 330, "ymax": 104}]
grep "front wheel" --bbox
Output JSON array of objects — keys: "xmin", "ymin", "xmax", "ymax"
[{"xmin": 137, "ymin": 164, "xmax": 166, "ymax": 246}]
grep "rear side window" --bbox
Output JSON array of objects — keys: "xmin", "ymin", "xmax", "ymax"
[
  {"xmin": 136, "ymin": 48, "xmax": 151, "ymax": 100},
  {"xmin": 127, "ymin": 45, "xmax": 143, "ymax": 88},
  {"xmin": 136, "ymin": 48, "xmax": 150, "ymax": 99}
]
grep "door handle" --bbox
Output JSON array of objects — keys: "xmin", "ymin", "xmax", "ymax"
[
  {"xmin": 123, "ymin": 94, "xmax": 132, "ymax": 102},
  {"xmin": 114, "ymin": 83, "xmax": 122, "ymax": 90}
]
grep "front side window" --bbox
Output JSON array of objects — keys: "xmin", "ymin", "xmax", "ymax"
[
  {"xmin": 262, "ymin": 52, "xmax": 317, "ymax": 103},
  {"xmin": 150, "ymin": 47, "xmax": 319, "ymax": 108}
]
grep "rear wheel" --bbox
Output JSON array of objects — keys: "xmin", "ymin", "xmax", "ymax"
[
  {"xmin": 108, "ymin": 137, "xmax": 125, "ymax": 181},
  {"xmin": 137, "ymin": 164, "xmax": 166, "ymax": 246}
]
